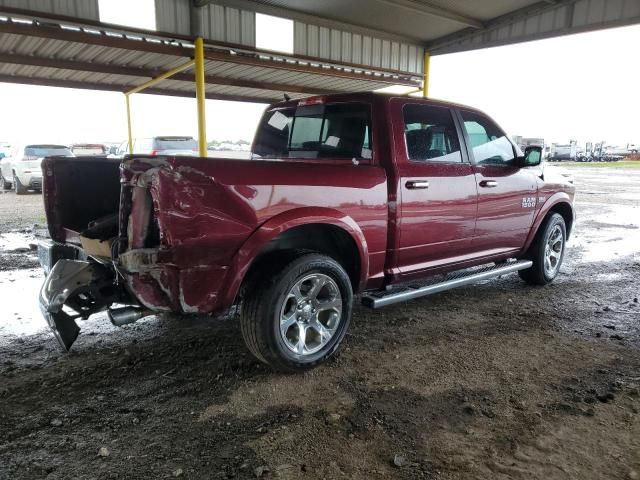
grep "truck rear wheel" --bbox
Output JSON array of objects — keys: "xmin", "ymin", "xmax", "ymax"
[
  {"xmin": 519, "ymin": 213, "xmax": 566, "ymax": 285},
  {"xmin": 240, "ymin": 253, "xmax": 353, "ymax": 372}
]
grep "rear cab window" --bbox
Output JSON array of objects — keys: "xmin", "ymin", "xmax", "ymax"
[{"xmin": 252, "ymin": 102, "xmax": 373, "ymax": 162}]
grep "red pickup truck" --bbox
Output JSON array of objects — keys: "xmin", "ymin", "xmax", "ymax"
[{"xmin": 39, "ymin": 93, "xmax": 575, "ymax": 371}]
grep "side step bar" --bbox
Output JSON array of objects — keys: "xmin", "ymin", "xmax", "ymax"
[{"xmin": 362, "ymin": 260, "xmax": 533, "ymax": 309}]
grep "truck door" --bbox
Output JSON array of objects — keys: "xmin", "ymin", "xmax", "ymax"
[
  {"xmin": 457, "ymin": 109, "xmax": 538, "ymax": 253},
  {"xmin": 390, "ymin": 99, "xmax": 478, "ymax": 277}
]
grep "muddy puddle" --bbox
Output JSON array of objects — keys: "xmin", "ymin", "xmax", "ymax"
[
  {"xmin": 0, "ymin": 268, "xmax": 45, "ymax": 336},
  {"xmin": 570, "ymin": 202, "xmax": 640, "ymax": 263}
]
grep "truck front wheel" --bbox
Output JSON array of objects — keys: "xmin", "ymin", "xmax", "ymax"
[
  {"xmin": 519, "ymin": 213, "xmax": 567, "ymax": 285},
  {"xmin": 240, "ymin": 253, "xmax": 353, "ymax": 372}
]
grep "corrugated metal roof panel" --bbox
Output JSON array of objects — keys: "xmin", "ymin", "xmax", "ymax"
[
  {"xmin": 430, "ymin": 0, "xmax": 640, "ymax": 54},
  {"xmin": 0, "ymin": 11, "xmax": 422, "ymax": 104}
]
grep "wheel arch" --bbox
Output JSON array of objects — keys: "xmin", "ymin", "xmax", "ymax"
[
  {"xmin": 220, "ymin": 208, "xmax": 369, "ymax": 309},
  {"xmin": 523, "ymin": 195, "xmax": 575, "ymax": 253}
]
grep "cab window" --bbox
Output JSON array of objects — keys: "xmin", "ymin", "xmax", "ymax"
[
  {"xmin": 253, "ymin": 103, "xmax": 372, "ymax": 160},
  {"xmin": 460, "ymin": 110, "xmax": 515, "ymax": 166},
  {"xmin": 403, "ymin": 104, "xmax": 462, "ymax": 163}
]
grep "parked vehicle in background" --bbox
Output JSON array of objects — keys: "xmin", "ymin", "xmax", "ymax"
[
  {"xmin": 0, "ymin": 142, "xmax": 11, "ymax": 160},
  {"xmin": 38, "ymin": 93, "xmax": 575, "ymax": 371},
  {"xmin": 1, "ymin": 144, "xmax": 74, "ymax": 193},
  {"xmin": 70, "ymin": 144, "xmax": 107, "ymax": 156},
  {"xmin": 108, "ymin": 136, "xmax": 198, "ymax": 158},
  {"xmin": 547, "ymin": 141, "xmax": 577, "ymax": 162}
]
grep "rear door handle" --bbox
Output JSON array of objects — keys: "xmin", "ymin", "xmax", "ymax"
[
  {"xmin": 405, "ymin": 180, "xmax": 429, "ymax": 189},
  {"xmin": 479, "ymin": 180, "xmax": 498, "ymax": 188}
]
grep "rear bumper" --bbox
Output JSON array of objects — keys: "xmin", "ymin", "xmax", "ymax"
[
  {"xmin": 39, "ymin": 259, "xmax": 126, "ymax": 351},
  {"xmin": 17, "ymin": 172, "xmax": 42, "ymax": 189},
  {"xmin": 39, "ymin": 260, "xmax": 97, "ymax": 351}
]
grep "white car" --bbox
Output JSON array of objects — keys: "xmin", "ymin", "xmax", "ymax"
[{"xmin": 0, "ymin": 144, "xmax": 74, "ymax": 194}]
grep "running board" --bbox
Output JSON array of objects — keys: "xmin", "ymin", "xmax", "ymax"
[{"xmin": 361, "ymin": 260, "xmax": 533, "ymax": 309}]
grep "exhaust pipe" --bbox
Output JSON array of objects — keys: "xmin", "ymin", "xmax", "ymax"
[{"xmin": 108, "ymin": 307, "xmax": 152, "ymax": 327}]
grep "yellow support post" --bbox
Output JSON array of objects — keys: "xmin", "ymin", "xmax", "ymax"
[
  {"xmin": 423, "ymin": 50, "xmax": 430, "ymax": 98},
  {"xmin": 125, "ymin": 94, "xmax": 133, "ymax": 155},
  {"xmin": 123, "ymin": 58, "xmax": 195, "ymax": 155},
  {"xmin": 124, "ymin": 59, "xmax": 195, "ymax": 96},
  {"xmin": 194, "ymin": 37, "xmax": 207, "ymax": 157}
]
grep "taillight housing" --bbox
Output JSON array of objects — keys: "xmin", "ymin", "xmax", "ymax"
[{"xmin": 150, "ymin": 150, "xmax": 158, "ymax": 156}]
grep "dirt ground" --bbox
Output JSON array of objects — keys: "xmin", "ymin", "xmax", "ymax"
[{"xmin": 1, "ymin": 167, "xmax": 639, "ymax": 480}]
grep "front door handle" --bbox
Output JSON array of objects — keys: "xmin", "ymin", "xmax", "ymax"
[
  {"xmin": 406, "ymin": 180, "xmax": 430, "ymax": 189},
  {"xmin": 479, "ymin": 180, "xmax": 498, "ymax": 188}
]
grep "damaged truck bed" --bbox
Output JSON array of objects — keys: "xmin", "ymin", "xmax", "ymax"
[{"xmin": 38, "ymin": 151, "xmax": 387, "ymax": 352}]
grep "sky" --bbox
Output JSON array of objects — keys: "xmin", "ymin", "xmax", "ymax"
[{"xmin": 0, "ymin": 1, "xmax": 638, "ymax": 147}]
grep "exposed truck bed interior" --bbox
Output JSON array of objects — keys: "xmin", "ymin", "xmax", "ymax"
[{"xmin": 43, "ymin": 156, "xmax": 122, "ymax": 246}]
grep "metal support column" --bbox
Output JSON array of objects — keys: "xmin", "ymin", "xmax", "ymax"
[
  {"xmin": 423, "ymin": 50, "xmax": 430, "ymax": 98},
  {"xmin": 194, "ymin": 37, "xmax": 207, "ymax": 157},
  {"xmin": 123, "ymin": 58, "xmax": 196, "ymax": 156},
  {"xmin": 126, "ymin": 95, "xmax": 133, "ymax": 155}
]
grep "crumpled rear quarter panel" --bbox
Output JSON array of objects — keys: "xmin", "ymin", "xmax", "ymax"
[{"xmin": 119, "ymin": 156, "xmax": 388, "ymax": 314}]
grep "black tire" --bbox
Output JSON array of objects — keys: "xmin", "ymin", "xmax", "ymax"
[
  {"xmin": 0, "ymin": 174, "xmax": 10, "ymax": 190},
  {"xmin": 519, "ymin": 213, "xmax": 566, "ymax": 285},
  {"xmin": 13, "ymin": 174, "xmax": 27, "ymax": 195},
  {"xmin": 240, "ymin": 252, "xmax": 353, "ymax": 372}
]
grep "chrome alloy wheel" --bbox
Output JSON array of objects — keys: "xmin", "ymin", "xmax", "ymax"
[
  {"xmin": 544, "ymin": 224, "xmax": 564, "ymax": 277},
  {"xmin": 279, "ymin": 273, "xmax": 342, "ymax": 356}
]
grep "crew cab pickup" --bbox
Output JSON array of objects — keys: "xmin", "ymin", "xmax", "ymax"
[{"xmin": 39, "ymin": 93, "xmax": 575, "ymax": 371}]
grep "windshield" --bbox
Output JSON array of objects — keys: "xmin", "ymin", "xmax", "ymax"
[
  {"xmin": 24, "ymin": 145, "xmax": 73, "ymax": 157},
  {"xmin": 155, "ymin": 137, "xmax": 197, "ymax": 150}
]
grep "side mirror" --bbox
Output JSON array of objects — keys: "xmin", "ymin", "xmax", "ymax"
[{"xmin": 519, "ymin": 146, "xmax": 542, "ymax": 167}]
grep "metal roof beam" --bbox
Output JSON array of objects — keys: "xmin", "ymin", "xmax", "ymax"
[
  {"xmin": 374, "ymin": 0, "xmax": 483, "ymax": 29},
  {"xmin": 0, "ymin": 17, "xmax": 191, "ymax": 57},
  {"xmin": 0, "ymin": 53, "xmax": 341, "ymax": 95},
  {"xmin": 0, "ymin": 74, "xmax": 279, "ymax": 103},
  {"xmin": 203, "ymin": 50, "xmax": 419, "ymax": 87}
]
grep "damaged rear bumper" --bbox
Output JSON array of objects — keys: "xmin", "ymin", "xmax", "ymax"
[{"xmin": 39, "ymin": 259, "xmax": 123, "ymax": 351}]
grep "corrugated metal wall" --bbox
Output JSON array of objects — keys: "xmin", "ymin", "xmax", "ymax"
[
  {"xmin": 430, "ymin": 0, "xmax": 640, "ymax": 55},
  {"xmin": 0, "ymin": 0, "xmax": 99, "ymax": 20},
  {"xmin": 294, "ymin": 21, "xmax": 424, "ymax": 74},
  {"xmin": 202, "ymin": 4, "xmax": 255, "ymax": 46},
  {"xmin": 155, "ymin": 0, "xmax": 255, "ymax": 47},
  {"xmin": 155, "ymin": 0, "xmax": 190, "ymax": 35}
]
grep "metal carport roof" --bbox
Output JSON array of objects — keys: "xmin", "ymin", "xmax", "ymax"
[
  {"xmin": 0, "ymin": 7, "xmax": 423, "ymax": 104},
  {"xmin": 0, "ymin": 1, "xmax": 639, "ymax": 103}
]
